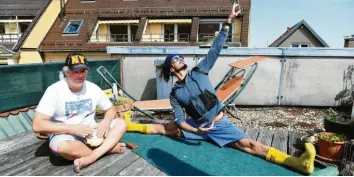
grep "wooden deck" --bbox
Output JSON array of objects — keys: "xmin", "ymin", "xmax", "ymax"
[{"xmin": 0, "ymin": 127, "xmax": 330, "ymax": 176}]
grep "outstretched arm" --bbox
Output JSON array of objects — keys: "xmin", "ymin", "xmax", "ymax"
[{"xmin": 196, "ymin": 2, "xmax": 242, "ymax": 73}]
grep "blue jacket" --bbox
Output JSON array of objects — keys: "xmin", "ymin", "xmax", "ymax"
[{"xmin": 170, "ymin": 27, "xmax": 229, "ymax": 125}]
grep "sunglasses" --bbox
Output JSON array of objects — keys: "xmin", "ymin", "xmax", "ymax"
[{"xmin": 172, "ymin": 55, "xmax": 184, "ymax": 63}]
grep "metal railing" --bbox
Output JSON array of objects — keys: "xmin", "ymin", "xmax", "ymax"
[
  {"xmin": 0, "ymin": 33, "xmax": 22, "ymax": 43},
  {"xmin": 42, "ymin": 39, "xmax": 83, "ymax": 47},
  {"xmin": 89, "ymin": 33, "xmax": 190, "ymax": 43},
  {"xmin": 66, "ymin": 6, "xmax": 238, "ymax": 15},
  {"xmin": 90, "ymin": 34, "xmax": 134, "ymax": 43},
  {"xmin": 198, "ymin": 33, "xmax": 240, "ymax": 43},
  {"xmin": 141, "ymin": 33, "xmax": 189, "ymax": 42}
]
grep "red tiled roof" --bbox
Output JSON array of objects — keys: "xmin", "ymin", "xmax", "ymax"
[
  {"xmin": 40, "ymin": 0, "xmax": 250, "ymax": 52},
  {"xmin": 0, "ymin": 106, "xmax": 36, "ymax": 118}
]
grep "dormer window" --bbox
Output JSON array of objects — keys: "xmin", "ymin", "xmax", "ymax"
[{"xmin": 63, "ymin": 20, "xmax": 83, "ymax": 34}]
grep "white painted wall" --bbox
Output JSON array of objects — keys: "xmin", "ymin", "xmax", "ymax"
[{"xmin": 109, "ymin": 47, "xmax": 354, "ymax": 107}]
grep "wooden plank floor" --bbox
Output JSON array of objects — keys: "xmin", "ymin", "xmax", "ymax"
[{"xmin": 0, "ymin": 128, "xmax": 327, "ymax": 176}]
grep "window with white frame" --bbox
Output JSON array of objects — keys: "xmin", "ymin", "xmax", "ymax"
[
  {"xmin": 198, "ymin": 20, "xmax": 234, "ymax": 42},
  {"xmin": 63, "ymin": 20, "xmax": 84, "ymax": 34},
  {"xmin": 109, "ymin": 24, "xmax": 138, "ymax": 42},
  {"xmin": 291, "ymin": 43, "xmax": 310, "ymax": 48},
  {"xmin": 163, "ymin": 24, "xmax": 191, "ymax": 42}
]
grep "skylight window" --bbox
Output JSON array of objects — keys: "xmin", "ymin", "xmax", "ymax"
[{"xmin": 63, "ymin": 20, "xmax": 83, "ymax": 34}]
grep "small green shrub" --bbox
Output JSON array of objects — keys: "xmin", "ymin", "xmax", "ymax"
[
  {"xmin": 327, "ymin": 108, "xmax": 350, "ymax": 123},
  {"xmin": 96, "ymin": 107, "xmax": 104, "ymax": 115},
  {"xmin": 319, "ymin": 132, "xmax": 344, "ymax": 143},
  {"xmin": 96, "ymin": 96, "xmax": 133, "ymax": 115},
  {"xmin": 113, "ymin": 96, "xmax": 133, "ymax": 106}
]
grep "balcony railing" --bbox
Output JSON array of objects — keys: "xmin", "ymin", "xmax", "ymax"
[
  {"xmin": 198, "ymin": 33, "xmax": 240, "ymax": 43},
  {"xmin": 90, "ymin": 34, "xmax": 134, "ymax": 43},
  {"xmin": 89, "ymin": 33, "xmax": 190, "ymax": 43},
  {"xmin": 0, "ymin": 33, "xmax": 22, "ymax": 43},
  {"xmin": 66, "ymin": 6, "xmax": 237, "ymax": 15},
  {"xmin": 142, "ymin": 33, "xmax": 189, "ymax": 43}
]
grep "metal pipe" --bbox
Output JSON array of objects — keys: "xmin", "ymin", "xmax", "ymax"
[{"xmin": 277, "ymin": 49, "xmax": 286, "ymax": 105}]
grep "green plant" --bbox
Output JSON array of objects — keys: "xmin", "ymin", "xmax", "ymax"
[
  {"xmin": 319, "ymin": 132, "xmax": 344, "ymax": 143},
  {"xmin": 327, "ymin": 108, "xmax": 350, "ymax": 123},
  {"xmin": 96, "ymin": 97, "xmax": 133, "ymax": 115},
  {"xmin": 113, "ymin": 96, "xmax": 133, "ymax": 106},
  {"xmin": 96, "ymin": 107, "xmax": 104, "ymax": 115}
]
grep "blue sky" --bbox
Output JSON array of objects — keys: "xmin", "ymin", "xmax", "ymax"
[{"xmin": 250, "ymin": 0, "xmax": 354, "ymax": 48}]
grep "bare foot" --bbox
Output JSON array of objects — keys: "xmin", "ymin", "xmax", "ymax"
[
  {"xmin": 73, "ymin": 156, "xmax": 95, "ymax": 173},
  {"xmin": 109, "ymin": 143, "xmax": 126, "ymax": 154}
]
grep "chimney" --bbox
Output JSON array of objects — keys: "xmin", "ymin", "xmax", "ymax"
[{"xmin": 287, "ymin": 27, "xmax": 290, "ymax": 32}]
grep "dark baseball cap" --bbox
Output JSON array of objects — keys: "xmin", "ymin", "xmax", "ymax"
[
  {"xmin": 162, "ymin": 54, "xmax": 180, "ymax": 82},
  {"xmin": 64, "ymin": 53, "xmax": 89, "ymax": 71}
]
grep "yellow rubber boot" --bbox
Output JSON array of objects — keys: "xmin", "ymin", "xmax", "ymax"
[
  {"xmin": 266, "ymin": 143, "xmax": 316, "ymax": 174},
  {"xmin": 123, "ymin": 110, "xmax": 151, "ymax": 134}
]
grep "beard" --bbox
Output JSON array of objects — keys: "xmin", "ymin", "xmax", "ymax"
[
  {"xmin": 67, "ymin": 78, "xmax": 84, "ymax": 91},
  {"xmin": 174, "ymin": 64, "xmax": 188, "ymax": 73}
]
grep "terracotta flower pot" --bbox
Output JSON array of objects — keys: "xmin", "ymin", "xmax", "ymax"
[{"xmin": 318, "ymin": 132, "xmax": 344, "ymax": 160}]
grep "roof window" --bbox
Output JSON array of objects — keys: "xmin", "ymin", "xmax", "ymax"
[{"xmin": 63, "ymin": 20, "xmax": 83, "ymax": 34}]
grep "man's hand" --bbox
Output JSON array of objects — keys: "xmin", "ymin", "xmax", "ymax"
[
  {"xmin": 227, "ymin": 1, "xmax": 242, "ymax": 23},
  {"xmin": 70, "ymin": 124, "xmax": 94, "ymax": 137},
  {"xmin": 195, "ymin": 122, "xmax": 214, "ymax": 134},
  {"xmin": 96, "ymin": 119, "xmax": 111, "ymax": 138}
]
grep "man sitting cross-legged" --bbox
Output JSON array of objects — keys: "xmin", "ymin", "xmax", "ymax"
[{"xmin": 32, "ymin": 53, "xmax": 127, "ymax": 173}]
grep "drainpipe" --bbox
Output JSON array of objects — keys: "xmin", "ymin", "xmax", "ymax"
[
  {"xmin": 351, "ymin": 104, "xmax": 354, "ymax": 121},
  {"xmin": 277, "ymin": 48, "xmax": 286, "ymax": 105}
]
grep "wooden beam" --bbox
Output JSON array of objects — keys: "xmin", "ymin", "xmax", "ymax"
[
  {"xmin": 257, "ymin": 130, "xmax": 273, "ymax": 147},
  {"xmin": 95, "ymin": 151, "xmax": 139, "ymax": 176},
  {"xmin": 245, "ymin": 128, "xmax": 259, "ymax": 140},
  {"xmin": 272, "ymin": 130, "xmax": 288, "ymax": 153}
]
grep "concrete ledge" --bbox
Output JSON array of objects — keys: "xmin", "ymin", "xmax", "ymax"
[{"xmin": 107, "ymin": 47, "xmax": 354, "ymax": 57}]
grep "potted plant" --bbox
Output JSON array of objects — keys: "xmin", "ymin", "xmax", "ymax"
[
  {"xmin": 317, "ymin": 132, "xmax": 345, "ymax": 160},
  {"xmin": 96, "ymin": 96, "xmax": 133, "ymax": 119},
  {"xmin": 324, "ymin": 108, "xmax": 354, "ymax": 138},
  {"xmin": 113, "ymin": 96, "xmax": 133, "ymax": 113}
]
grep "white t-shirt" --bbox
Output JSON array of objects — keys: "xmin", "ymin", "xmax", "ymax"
[{"xmin": 36, "ymin": 79, "xmax": 112, "ymax": 125}]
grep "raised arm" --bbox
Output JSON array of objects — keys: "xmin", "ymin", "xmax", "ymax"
[{"xmin": 196, "ymin": 2, "xmax": 242, "ymax": 73}]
